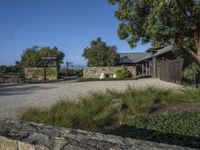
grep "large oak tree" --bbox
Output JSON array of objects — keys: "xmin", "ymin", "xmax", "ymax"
[
  {"xmin": 109, "ymin": 0, "xmax": 200, "ymax": 63},
  {"xmin": 19, "ymin": 46, "xmax": 65, "ymax": 69},
  {"xmin": 83, "ymin": 38, "xmax": 119, "ymax": 67}
]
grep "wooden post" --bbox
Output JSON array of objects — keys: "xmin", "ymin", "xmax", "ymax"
[
  {"xmin": 152, "ymin": 57, "xmax": 156, "ymax": 78},
  {"xmin": 145, "ymin": 62, "xmax": 148, "ymax": 75},
  {"xmin": 43, "ymin": 60, "xmax": 47, "ymax": 83},
  {"xmin": 142, "ymin": 63, "xmax": 144, "ymax": 74}
]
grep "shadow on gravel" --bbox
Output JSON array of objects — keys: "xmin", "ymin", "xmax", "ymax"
[
  {"xmin": 0, "ymin": 84, "xmax": 56, "ymax": 96},
  {"xmin": 105, "ymin": 125, "xmax": 200, "ymax": 149}
]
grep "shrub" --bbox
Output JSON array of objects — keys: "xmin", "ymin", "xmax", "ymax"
[
  {"xmin": 110, "ymin": 111, "xmax": 200, "ymax": 149},
  {"xmin": 20, "ymin": 87, "xmax": 200, "ymax": 132},
  {"xmin": 20, "ymin": 92, "xmax": 121, "ymax": 131},
  {"xmin": 183, "ymin": 63, "xmax": 200, "ymax": 82},
  {"xmin": 166, "ymin": 88, "xmax": 200, "ymax": 103},
  {"xmin": 134, "ymin": 111, "xmax": 200, "ymax": 137},
  {"xmin": 115, "ymin": 67, "xmax": 129, "ymax": 79},
  {"xmin": 58, "ymin": 69, "xmax": 83, "ymax": 78}
]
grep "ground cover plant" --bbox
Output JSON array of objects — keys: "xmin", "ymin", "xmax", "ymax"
[{"xmin": 20, "ymin": 86, "xmax": 200, "ymax": 148}]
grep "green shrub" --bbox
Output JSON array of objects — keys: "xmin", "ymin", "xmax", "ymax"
[
  {"xmin": 20, "ymin": 92, "xmax": 121, "ymax": 131},
  {"xmin": 58, "ymin": 69, "xmax": 83, "ymax": 78},
  {"xmin": 183, "ymin": 63, "xmax": 200, "ymax": 82},
  {"xmin": 20, "ymin": 87, "xmax": 200, "ymax": 132},
  {"xmin": 166, "ymin": 88, "xmax": 200, "ymax": 103},
  {"xmin": 134, "ymin": 111, "xmax": 200, "ymax": 137},
  {"xmin": 115, "ymin": 67, "xmax": 129, "ymax": 79}
]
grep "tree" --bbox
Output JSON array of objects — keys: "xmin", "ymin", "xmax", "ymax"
[
  {"xmin": 108, "ymin": 0, "xmax": 200, "ymax": 63},
  {"xmin": 20, "ymin": 46, "xmax": 40, "ymax": 68},
  {"xmin": 19, "ymin": 46, "xmax": 65, "ymax": 69},
  {"xmin": 0, "ymin": 65, "xmax": 20, "ymax": 74},
  {"xmin": 82, "ymin": 38, "xmax": 119, "ymax": 67}
]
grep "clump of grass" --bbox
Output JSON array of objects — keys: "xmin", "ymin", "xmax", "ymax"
[
  {"xmin": 167, "ymin": 88, "xmax": 200, "ymax": 103},
  {"xmin": 20, "ymin": 86, "xmax": 200, "ymax": 131},
  {"xmin": 21, "ymin": 92, "xmax": 121, "ymax": 131}
]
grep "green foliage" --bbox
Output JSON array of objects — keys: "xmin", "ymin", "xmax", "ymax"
[
  {"xmin": 19, "ymin": 46, "xmax": 65, "ymax": 69},
  {"xmin": 21, "ymin": 92, "xmax": 120, "ymax": 131},
  {"xmin": 0, "ymin": 65, "xmax": 20, "ymax": 74},
  {"xmin": 115, "ymin": 67, "xmax": 129, "ymax": 79},
  {"xmin": 108, "ymin": 0, "xmax": 200, "ymax": 61},
  {"xmin": 166, "ymin": 88, "xmax": 200, "ymax": 103},
  {"xmin": 184, "ymin": 63, "xmax": 200, "ymax": 82},
  {"xmin": 20, "ymin": 86, "xmax": 200, "ymax": 132},
  {"xmin": 58, "ymin": 69, "xmax": 83, "ymax": 78},
  {"xmin": 20, "ymin": 86, "xmax": 200, "ymax": 148},
  {"xmin": 134, "ymin": 111, "xmax": 200, "ymax": 137},
  {"xmin": 82, "ymin": 38, "xmax": 119, "ymax": 67}
]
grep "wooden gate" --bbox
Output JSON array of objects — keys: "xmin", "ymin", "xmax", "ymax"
[{"xmin": 159, "ymin": 59, "xmax": 183, "ymax": 83}]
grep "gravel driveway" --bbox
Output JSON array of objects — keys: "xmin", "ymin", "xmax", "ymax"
[{"xmin": 0, "ymin": 79, "xmax": 181, "ymax": 118}]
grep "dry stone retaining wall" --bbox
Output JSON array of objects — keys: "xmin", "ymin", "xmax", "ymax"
[
  {"xmin": 0, "ymin": 119, "xmax": 195, "ymax": 150},
  {"xmin": 83, "ymin": 66, "xmax": 136, "ymax": 78},
  {"xmin": 25, "ymin": 67, "xmax": 57, "ymax": 81}
]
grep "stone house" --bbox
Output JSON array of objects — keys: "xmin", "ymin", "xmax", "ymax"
[
  {"xmin": 84, "ymin": 46, "xmax": 199, "ymax": 83},
  {"xmin": 83, "ymin": 53, "xmax": 148, "ymax": 78}
]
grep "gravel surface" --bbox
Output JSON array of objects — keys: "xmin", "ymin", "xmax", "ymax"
[{"xmin": 0, "ymin": 78, "xmax": 181, "ymax": 118}]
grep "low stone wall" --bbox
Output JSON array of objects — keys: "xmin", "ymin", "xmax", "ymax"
[
  {"xmin": 83, "ymin": 66, "xmax": 136, "ymax": 78},
  {"xmin": 25, "ymin": 67, "xmax": 57, "ymax": 81},
  {"xmin": 0, "ymin": 119, "xmax": 194, "ymax": 150}
]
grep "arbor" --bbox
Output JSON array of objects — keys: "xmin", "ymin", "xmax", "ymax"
[
  {"xmin": 108, "ymin": 0, "xmax": 200, "ymax": 64},
  {"xmin": 82, "ymin": 38, "xmax": 119, "ymax": 66},
  {"xmin": 19, "ymin": 46, "xmax": 65, "ymax": 69}
]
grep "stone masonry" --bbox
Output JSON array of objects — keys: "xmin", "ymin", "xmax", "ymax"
[
  {"xmin": 83, "ymin": 66, "xmax": 136, "ymax": 78},
  {"xmin": 0, "ymin": 118, "xmax": 196, "ymax": 150},
  {"xmin": 25, "ymin": 67, "xmax": 57, "ymax": 81}
]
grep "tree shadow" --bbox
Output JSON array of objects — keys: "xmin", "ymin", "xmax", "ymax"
[
  {"xmin": 0, "ymin": 84, "xmax": 56, "ymax": 96},
  {"xmin": 104, "ymin": 125, "xmax": 200, "ymax": 149}
]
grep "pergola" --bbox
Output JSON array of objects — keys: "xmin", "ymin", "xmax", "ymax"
[{"xmin": 41, "ymin": 57, "xmax": 57, "ymax": 82}]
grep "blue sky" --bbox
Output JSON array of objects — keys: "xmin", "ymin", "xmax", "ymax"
[{"xmin": 0, "ymin": 0, "xmax": 151, "ymax": 66}]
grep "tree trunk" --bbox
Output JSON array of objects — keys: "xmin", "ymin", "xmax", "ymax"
[{"xmin": 187, "ymin": 49, "xmax": 200, "ymax": 64}]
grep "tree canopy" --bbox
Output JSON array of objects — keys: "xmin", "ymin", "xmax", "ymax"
[
  {"xmin": 108, "ymin": 0, "xmax": 200, "ymax": 63},
  {"xmin": 82, "ymin": 38, "xmax": 119, "ymax": 67},
  {"xmin": 0, "ymin": 65, "xmax": 20, "ymax": 74},
  {"xmin": 18, "ymin": 46, "xmax": 65, "ymax": 69}
]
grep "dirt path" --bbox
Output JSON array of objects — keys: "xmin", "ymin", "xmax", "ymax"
[{"xmin": 0, "ymin": 78, "xmax": 181, "ymax": 118}]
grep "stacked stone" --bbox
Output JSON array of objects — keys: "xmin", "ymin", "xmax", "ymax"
[
  {"xmin": 0, "ymin": 119, "xmax": 195, "ymax": 150},
  {"xmin": 83, "ymin": 67, "xmax": 136, "ymax": 79}
]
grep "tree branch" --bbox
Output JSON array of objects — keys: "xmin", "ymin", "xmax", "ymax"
[
  {"xmin": 175, "ymin": 0, "xmax": 188, "ymax": 16},
  {"xmin": 184, "ymin": 46, "xmax": 200, "ymax": 64}
]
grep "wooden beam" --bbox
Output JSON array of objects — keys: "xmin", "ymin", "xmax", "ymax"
[{"xmin": 142, "ymin": 63, "xmax": 144, "ymax": 74}]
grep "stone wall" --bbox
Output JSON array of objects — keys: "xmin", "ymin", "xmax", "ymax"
[
  {"xmin": 0, "ymin": 119, "xmax": 194, "ymax": 150},
  {"xmin": 83, "ymin": 66, "xmax": 136, "ymax": 78},
  {"xmin": 25, "ymin": 67, "xmax": 57, "ymax": 81}
]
